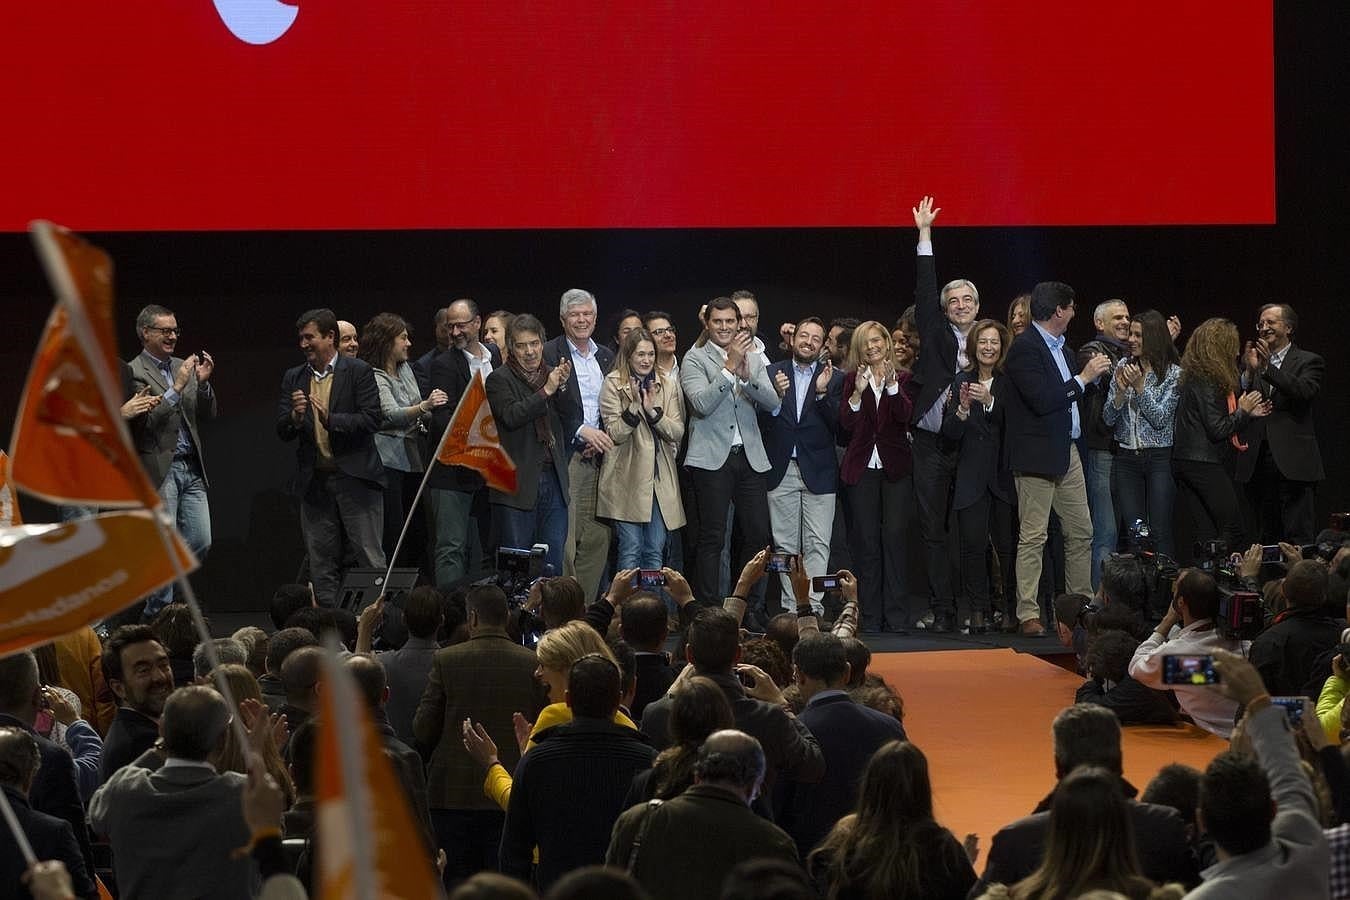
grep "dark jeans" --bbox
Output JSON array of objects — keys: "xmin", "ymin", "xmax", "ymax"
[
  {"xmin": 1173, "ymin": 458, "xmax": 1243, "ymax": 563},
  {"xmin": 956, "ymin": 493, "xmax": 1016, "ymax": 622},
  {"xmin": 299, "ymin": 470, "xmax": 386, "ymax": 607},
  {"xmin": 381, "ymin": 467, "xmax": 429, "ymax": 571},
  {"xmin": 847, "ymin": 470, "xmax": 913, "ymax": 632},
  {"xmin": 1113, "ymin": 447, "xmax": 1176, "ymax": 556},
  {"xmin": 911, "ymin": 430, "xmax": 958, "ymax": 615},
  {"xmin": 433, "ymin": 808, "xmax": 505, "ymax": 889},
  {"xmin": 493, "ymin": 466, "xmax": 568, "ymax": 575},
  {"xmin": 689, "ymin": 450, "xmax": 771, "ymax": 611},
  {"xmin": 1244, "ymin": 444, "xmax": 1318, "ymax": 545}
]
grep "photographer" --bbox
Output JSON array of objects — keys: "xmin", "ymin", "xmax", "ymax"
[
  {"xmin": 1248, "ymin": 560, "xmax": 1343, "ymax": 698},
  {"xmin": 1128, "ymin": 569, "xmax": 1249, "ymax": 738},
  {"xmin": 1076, "ymin": 629, "xmax": 1179, "ymax": 726}
]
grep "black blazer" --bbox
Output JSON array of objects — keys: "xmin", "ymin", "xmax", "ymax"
[
  {"xmin": 760, "ymin": 360, "xmax": 844, "ymax": 493},
  {"xmin": 1171, "ymin": 378, "xmax": 1250, "ymax": 465},
  {"xmin": 426, "ymin": 344, "xmax": 503, "ymax": 492},
  {"xmin": 542, "ymin": 335, "xmax": 615, "ymax": 453},
  {"xmin": 275, "ymin": 353, "xmax": 384, "ymax": 493},
  {"xmin": 0, "ymin": 786, "xmax": 96, "ymax": 900},
  {"xmin": 1235, "ymin": 344, "xmax": 1325, "ymax": 483},
  {"xmin": 1003, "ymin": 326, "xmax": 1086, "ymax": 477},
  {"xmin": 484, "ymin": 363, "xmax": 570, "ymax": 510},
  {"xmin": 940, "ymin": 371, "xmax": 1014, "ymax": 509},
  {"xmin": 910, "ymin": 252, "xmax": 964, "ymax": 426}
]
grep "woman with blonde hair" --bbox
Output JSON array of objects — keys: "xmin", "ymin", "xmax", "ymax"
[
  {"xmin": 1171, "ymin": 318, "xmax": 1271, "ymax": 562},
  {"xmin": 209, "ymin": 663, "xmax": 295, "ymax": 807},
  {"xmin": 838, "ymin": 321, "xmax": 914, "ymax": 633},
  {"xmin": 598, "ymin": 328, "xmax": 685, "ymax": 569}
]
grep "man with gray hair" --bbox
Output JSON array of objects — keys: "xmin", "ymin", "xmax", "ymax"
[
  {"xmin": 543, "ymin": 288, "xmax": 615, "ymax": 599},
  {"xmin": 90, "ymin": 686, "xmax": 262, "ymax": 899},
  {"xmin": 128, "ymin": 303, "xmax": 218, "ymax": 617},
  {"xmin": 1078, "ymin": 298, "xmax": 1131, "ymax": 588},
  {"xmin": 607, "ymin": 730, "xmax": 798, "ymax": 900},
  {"xmin": 191, "ymin": 637, "xmax": 248, "ymax": 681}
]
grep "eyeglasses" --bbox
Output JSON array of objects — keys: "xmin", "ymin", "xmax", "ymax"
[
  {"xmin": 649, "ymin": 327, "xmax": 676, "ymax": 337},
  {"xmin": 147, "ymin": 326, "xmax": 181, "ymax": 336}
]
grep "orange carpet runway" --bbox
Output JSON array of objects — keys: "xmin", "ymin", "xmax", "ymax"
[{"xmin": 869, "ymin": 649, "xmax": 1227, "ymax": 849}]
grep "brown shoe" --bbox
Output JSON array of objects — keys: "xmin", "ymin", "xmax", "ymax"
[{"xmin": 1019, "ymin": 620, "xmax": 1047, "ymax": 636}]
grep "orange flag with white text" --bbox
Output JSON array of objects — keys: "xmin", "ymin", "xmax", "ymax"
[
  {"xmin": 0, "ymin": 452, "xmax": 20, "ymax": 527},
  {"xmin": 0, "ymin": 511, "xmax": 196, "ymax": 656},
  {"xmin": 314, "ymin": 649, "xmax": 442, "ymax": 900},
  {"xmin": 435, "ymin": 370, "xmax": 517, "ymax": 493},
  {"xmin": 8, "ymin": 222, "xmax": 161, "ymax": 509}
]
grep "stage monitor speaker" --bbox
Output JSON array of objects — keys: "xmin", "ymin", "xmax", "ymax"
[{"xmin": 336, "ymin": 568, "xmax": 420, "ymax": 613}]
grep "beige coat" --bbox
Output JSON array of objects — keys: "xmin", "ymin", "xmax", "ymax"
[{"xmin": 597, "ymin": 370, "xmax": 686, "ymax": 528}]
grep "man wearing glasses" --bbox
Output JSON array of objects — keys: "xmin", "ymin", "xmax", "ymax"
[
  {"xmin": 128, "ymin": 304, "xmax": 218, "ymax": 617},
  {"xmin": 426, "ymin": 298, "xmax": 503, "ymax": 587}
]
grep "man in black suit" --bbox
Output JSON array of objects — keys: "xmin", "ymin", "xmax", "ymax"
[
  {"xmin": 412, "ymin": 304, "xmax": 453, "ymax": 395},
  {"xmin": 908, "ymin": 197, "xmax": 976, "ymax": 632},
  {"xmin": 778, "ymin": 634, "xmax": 906, "ymax": 857},
  {"xmin": 1004, "ymin": 282, "xmax": 1112, "ymax": 634},
  {"xmin": 0, "ymin": 652, "xmax": 97, "ymax": 890},
  {"xmin": 543, "ymin": 289, "xmax": 616, "ymax": 600},
  {"xmin": 762, "ymin": 317, "xmax": 843, "ymax": 615},
  {"xmin": 99, "ymin": 626, "xmax": 173, "ymax": 782},
  {"xmin": 972, "ymin": 704, "xmax": 1197, "ymax": 893},
  {"xmin": 427, "ymin": 298, "xmax": 503, "ymax": 587},
  {"xmin": 618, "ymin": 594, "xmax": 678, "ymax": 720},
  {"xmin": 1236, "ymin": 302, "xmax": 1325, "ymax": 544},
  {"xmin": 277, "ymin": 307, "xmax": 386, "ymax": 607},
  {"xmin": 0, "ymin": 726, "xmax": 97, "ymax": 900}
]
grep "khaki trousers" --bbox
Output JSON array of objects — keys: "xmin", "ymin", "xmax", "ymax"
[{"xmin": 1014, "ymin": 445, "xmax": 1094, "ymax": 624}]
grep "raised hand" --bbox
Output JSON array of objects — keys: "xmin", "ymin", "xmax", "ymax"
[
  {"xmin": 851, "ymin": 365, "xmax": 868, "ymax": 402},
  {"xmin": 461, "ymin": 719, "xmax": 500, "ymax": 769},
  {"xmin": 773, "ymin": 369, "xmax": 790, "ymax": 398},
  {"xmin": 173, "ymin": 354, "xmax": 198, "ymax": 392},
  {"xmin": 912, "ymin": 195, "xmax": 941, "ymax": 235},
  {"xmin": 1167, "ymin": 315, "xmax": 1182, "ymax": 341},
  {"xmin": 1081, "ymin": 352, "xmax": 1112, "ymax": 382},
  {"xmin": 545, "ymin": 361, "xmax": 569, "ymax": 395},
  {"xmin": 195, "ymin": 351, "xmax": 215, "ymax": 383},
  {"xmin": 814, "ymin": 358, "xmax": 833, "ymax": 394}
]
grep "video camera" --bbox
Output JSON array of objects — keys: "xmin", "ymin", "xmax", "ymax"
[
  {"xmin": 1191, "ymin": 538, "xmax": 1266, "ymax": 641},
  {"xmin": 469, "ymin": 544, "xmax": 551, "ymax": 646},
  {"xmin": 1121, "ymin": 520, "xmax": 1179, "ymax": 619}
]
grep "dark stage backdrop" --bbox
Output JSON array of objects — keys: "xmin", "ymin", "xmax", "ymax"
[{"xmin": 1, "ymin": 5, "xmax": 1345, "ymax": 611}]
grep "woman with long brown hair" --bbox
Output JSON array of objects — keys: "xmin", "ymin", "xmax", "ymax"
[
  {"xmin": 1171, "ymin": 318, "xmax": 1271, "ymax": 562},
  {"xmin": 209, "ymin": 663, "xmax": 296, "ymax": 807},
  {"xmin": 809, "ymin": 740, "xmax": 975, "ymax": 899}
]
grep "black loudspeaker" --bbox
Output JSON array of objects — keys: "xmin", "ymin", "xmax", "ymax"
[{"xmin": 336, "ymin": 567, "xmax": 420, "ymax": 613}]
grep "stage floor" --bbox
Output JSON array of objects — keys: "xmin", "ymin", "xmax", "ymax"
[{"xmin": 870, "ymin": 648, "xmax": 1227, "ymax": 851}]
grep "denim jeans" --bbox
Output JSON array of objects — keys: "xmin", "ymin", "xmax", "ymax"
[
  {"xmin": 144, "ymin": 458, "xmax": 212, "ymax": 616},
  {"xmin": 1113, "ymin": 447, "xmax": 1176, "ymax": 557},
  {"xmin": 614, "ymin": 497, "xmax": 668, "ymax": 570},
  {"xmin": 428, "ymin": 488, "xmax": 482, "ymax": 588},
  {"xmin": 1085, "ymin": 448, "xmax": 1118, "ymax": 591},
  {"xmin": 492, "ymin": 467, "xmax": 568, "ymax": 576}
]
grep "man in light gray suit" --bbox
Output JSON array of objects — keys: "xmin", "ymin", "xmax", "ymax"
[
  {"xmin": 680, "ymin": 296, "xmax": 781, "ymax": 621},
  {"xmin": 90, "ymin": 686, "xmax": 262, "ymax": 900},
  {"xmin": 128, "ymin": 304, "xmax": 217, "ymax": 617}
]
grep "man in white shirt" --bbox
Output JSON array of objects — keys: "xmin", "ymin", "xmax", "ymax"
[{"xmin": 1128, "ymin": 568, "xmax": 1249, "ymax": 738}]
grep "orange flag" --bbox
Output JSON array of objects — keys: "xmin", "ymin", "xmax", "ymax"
[
  {"xmin": 0, "ymin": 511, "xmax": 196, "ymax": 656},
  {"xmin": 314, "ymin": 649, "xmax": 442, "ymax": 900},
  {"xmin": 9, "ymin": 222, "xmax": 161, "ymax": 509},
  {"xmin": 435, "ymin": 370, "xmax": 517, "ymax": 493},
  {"xmin": 0, "ymin": 452, "xmax": 20, "ymax": 527}
]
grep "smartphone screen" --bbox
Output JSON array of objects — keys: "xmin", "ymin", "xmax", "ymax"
[
  {"xmin": 1260, "ymin": 544, "xmax": 1282, "ymax": 564},
  {"xmin": 811, "ymin": 574, "xmax": 840, "ymax": 592},
  {"xmin": 1161, "ymin": 654, "xmax": 1219, "ymax": 685},
  {"xmin": 765, "ymin": 552, "xmax": 794, "ymax": 573},
  {"xmin": 1269, "ymin": 696, "xmax": 1305, "ymax": 727},
  {"xmin": 636, "ymin": 569, "xmax": 667, "ymax": 588}
]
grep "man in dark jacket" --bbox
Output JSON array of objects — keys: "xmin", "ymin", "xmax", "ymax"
[
  {"xmin": 99, "ymin": 625, "xmax": 173, "ymax": 783},
  {"xmin": 1249, "ymin": 560, "xmax": 1342, "ymax": 697},
  {"xmin": 619, "ymin": 593, "xmax": 677, "ymax": 720},
  {"xmin": 500, "ymin": 654, "xmax": 655, "ymax": 890}
]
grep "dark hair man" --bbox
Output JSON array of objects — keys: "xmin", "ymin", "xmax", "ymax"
[
  {"xmin": 1128, "ymin": 569, "xmax": 1247, "ymax": 736},
  {"xmin": 426, "ymin": 297, "xmax": 503, "ymax": 589},
  {"xmin": 640, "ymin": 608, "xmax": 823, "ymax": 816},
  {"xmin": 277, "ymin": 306, "xmax": 386, "ymax": 607},
  {"xmin": 1003, "ymin": 277, "xmax": 1113, "ymax": 635},
  {"xmin": 353, "ymin": 586, "xmax": 444, "ymax": 744},
  {"xmin": 99, "ymin": 625, "xmax": 174, "ymax": 782},
  {"xmin": 90, "ymin": 686, "xmax": 266, "ymax": 899},
  {"xmin": 0, "ymin": 653, "xmax": 97, "ymax": 892},
  {"xmin": 1077, "ymin": 299, "xmax": 1132, "ymax": 589},
  {"xmin": 607, "ymin": 730, "xmax": 798, "ymax": 900},
  {"xmin": 619, "ymin": 593, "xmax": 676, "ymax": 720},
  {"xmin": 973, "ymin": 704, "xmax": 1195, "ymax": 894},
  {"xmin": 1236, "ymin": 302, "xmax": 1325, "ymax": 544},
  {"xmin": 0, "ymin": 725, "xmax": 97, "ymax": 899},
  {"xmin": 762, "ymin": 316, "xmax": 845, "ymax": 616},
  {"xmin": 641, "ymin": 310, "xmax": 680, "ymax": 381},
  {"xmin": 826, "ymin": 317, "xmax": 860, "ymax": 368},
  {"xmin": 1248, "ymin": 559, "xmax": 1341, "ymax": 697},
  {"xmin": 411, "ymin": 305, "xmax": 451, "ymax": 396},
  {"xmin": 1099, "ymin": 555, "xmax": 1151, "ymax": 613},
  {"xmin": 541, "ymin": 288, "xmax": 616, "ymax": 604},
  {"xmin": 1191, "ymin": 650, "xmax": 1328, "ymax": 898},
  {"xmin": 484, "ymin": 313, "xmax": 572, "ymax": 576},
  {"xmin": 1074, "ymin": 629, "xmax": 1179, "ymax": 726},
  {"xmin": 782, "ymin": 634, "xmax": 907, "ymax": 855},
  {"xmin": 680, "ymin": 297, "xmax": 782, "ymax": 623},
  {"xmin": 269, "ymin": 583, "xmax": 313, "ymax": 631},
  {"xmin": 259, "ymin": 626, "xmax": 318, "ymax": 711},
  {"xmin": 414, "ymin": 584, "xmax": 544, "ymax": 886},
  {"xmin": 500, "ymin": 654, "xmax": 655, "ymax": 890},
  {"xmin": 129, "ymin": 303, "xmax": 218, "ymax": 619}
]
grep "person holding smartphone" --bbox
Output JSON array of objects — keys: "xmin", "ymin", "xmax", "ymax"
[{"xmin": 598, "ymin": 328, "xmax": 686, "ymax": 570}]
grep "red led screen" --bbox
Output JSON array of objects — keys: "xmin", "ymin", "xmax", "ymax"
[{"xmin": 3, "ymin": 2, "xmax": 1273, "ymax": 230}]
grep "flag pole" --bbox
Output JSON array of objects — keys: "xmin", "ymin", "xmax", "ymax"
[{"xmin": 380, "ymin": 373, "xmax": 474, "ymax": 586}]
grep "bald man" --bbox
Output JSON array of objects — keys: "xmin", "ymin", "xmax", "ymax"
[{"xmin": 338, "ymin": 320, "xmax": 359, "ymax": 358}]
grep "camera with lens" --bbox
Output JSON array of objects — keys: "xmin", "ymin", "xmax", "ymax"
[
  {"xmin": 1120, "ymin": 520, "xmax": 1179, "ymax": 618},
  {"xmin": 472, "ymin": 544, "xmax": 550, "ymax": 646}
]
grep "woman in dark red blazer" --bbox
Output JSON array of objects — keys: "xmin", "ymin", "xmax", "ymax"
[{"xmin": 838, "ymin": 321, "xmax": 915, "ymax": 633}]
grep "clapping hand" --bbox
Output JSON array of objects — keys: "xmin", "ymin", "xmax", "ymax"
[
  {"xmin": 814, "ymin": 358, "xmax": 834, "ymax": 394},
  {"xmin": 462, "ymin": 719, "xmax": 500, "ymax": 769},
  {"xmin": 194, "ymin": 351, "xmax": 215, "ymax": 383},
  {"xmin": 773, "ymin": 369, "xmax": 790, "ymax": 398},
  {"xmin": 1081, "ymin": 352, "xmax": 1112, "ymax": 382}
]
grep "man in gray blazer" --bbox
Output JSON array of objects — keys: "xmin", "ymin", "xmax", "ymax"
[
  {"xmin": 90, "ymin": 686, "xmax": 261, "ymax": 900},
  {"xmin": 127, "ymin": 304, "xmax": 218, "ymax": 617},
  {"xmin": 680, "ymin": 297, "xmax": 781, "ymax": 618}
]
